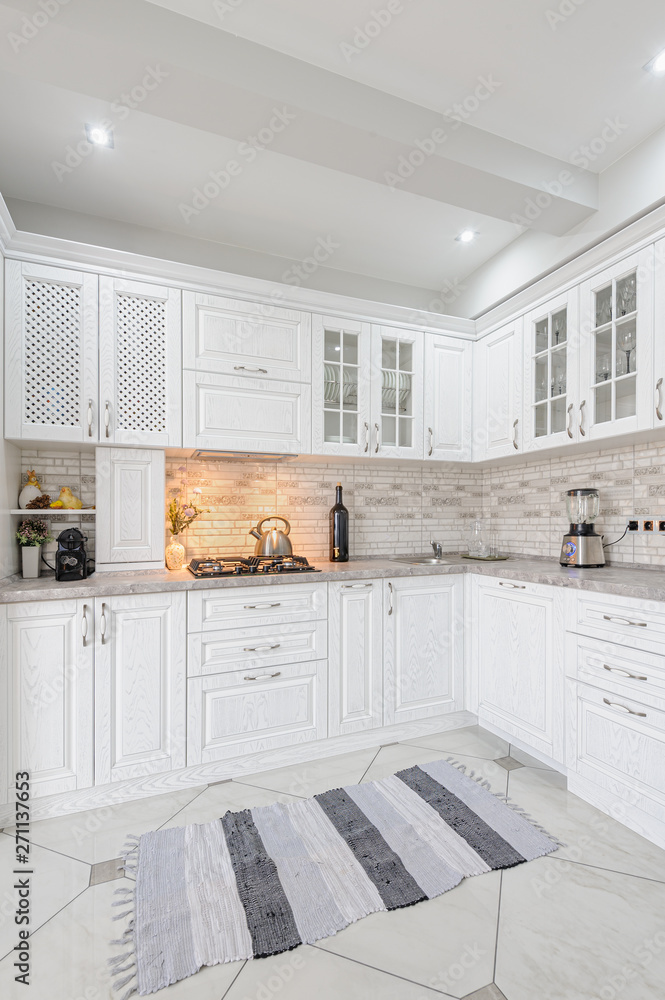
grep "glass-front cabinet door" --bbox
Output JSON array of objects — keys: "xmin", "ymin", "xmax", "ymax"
[
  {"xmin": 524, "ymin": 290, "xmax": 579, "ymax": 450},
  {"xmin": 312, "ymin": 315, "xmax": 371, "ymax": 455},
  {"xmin": 370, "ymin": 326, "xmax": 424, "ymax": 459},
  {"xmin": 579, "ymin": 248, "xmax": 654, "ymax": 441}
]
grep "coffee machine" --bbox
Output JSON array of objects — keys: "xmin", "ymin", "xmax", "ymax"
[
  {"xmin": 559, "ymin": 488, "xmax": 605, "ymax": 568},
  {"xmin": 55, "ymin": 528, "xmax": 92, "ymax": 581}
]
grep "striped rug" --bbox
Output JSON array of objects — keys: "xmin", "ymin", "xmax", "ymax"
[{"xmin": 110, "ymin": 758, "xmax": 558, "ymax": 997}]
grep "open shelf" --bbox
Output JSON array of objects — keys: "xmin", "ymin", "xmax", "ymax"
[{"xmin": 11, "ymin": 509, "xmax": 96, "ymax": 517}]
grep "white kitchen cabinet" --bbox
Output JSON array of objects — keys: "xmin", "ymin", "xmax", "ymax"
[
  {"xmin": 183, "ymin": 291, "xmax": 311, "ymax": 382},
  {"xmin": 370, "ymin": 326, "xmax": 424, "ymax": 459},
  {"xmin": 99, "ymin": 277, "xmax": 182, "ymax": 446},
  {"xmin": 187, "ymin": 660, "xmax": 327, "ymax": 764},
  {"xmin": 94, "ymin": 593, "xmax": 187, "ymax": 784},
  {"xmin": 182, "ymin": 370, "xmax": 311, "ymax": 454},
  {"xmin": 2, "ymin": 600, "xmax": 94, "ymax": 799},
  {"xmin": 312, "ymin": 315, "xmax": 372, "ymax": 456},
  {"xmin": 328, "ymin": 580, "xmax": 383, "ymax": 736},
  {"xmin": 652, "ymin": 237, "xmax": 665, "ymax": 430},
  {"xmin": 578, "ymin": 247, "xmax": 654, "ymax": 441},
  {"xmin": 424, "ymin": 334, "xmax": 473, "ymax": 461},
  {"xmin": 383, "ymin": 575, "xmax": 463, "ymax": 725},
  {"xmin": 523, "ymin": 289, "xmax": 580, "ymax": 451},
  {"xmin": 473, "ymin": 319, "xmax": 524, "ymax": 459},
  {"xmin": 471, "ymin": 577, "xmax": 565, "ymax": 761},
  {"xmin": 4, "ymin": 260, "xmax": 98, "ymax": 443},
  {"xmin": 95, "ymin": 448, "xmax": 165, "ymax": 571}
]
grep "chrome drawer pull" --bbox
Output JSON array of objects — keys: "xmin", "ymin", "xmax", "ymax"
[
  {"xmin": 234, "ymin": 365, "xmax": 268, "ymax": 374},
  {"xmin": 243, "ymin": 643, "xmax": 281, "ymax": 652},
  {"xmin": 342, "ymin": 583, "xmax": 372, "ymax": 589},
  {"xmin": 100, "ymin": 603, "xmax": 108, "ymax": 644},
  {"xmin": 244, "ymin": 671, "xmax": 281, "ymax": 681},
  {"xmin": 499, "ymin": 582, "xmax": 526, "ymax": 589},
  {"xmin": 602, "ymin": 697, "xmax": 646, "ymax": 718},
  {"xmin": 388, "ymin": 581, "xmax": 393, "ymax": 615},
  {"xmin": 656, "ymin": 377, "xmax": 663, "ymax": 421},
  {"xmin": 244, "ymin": 602, "xmax": 282, "ymax": 610},
  {"xmin": 81, "ymin": 605, "xmax": 89, "ymax": 646},
  {"xmin": 512, "ymin": 418, "xmax": 519, "ymax": 450},
  {"xmin": 428, "ymin": 426, "xmax": 434, "ymax": 457},
  {"xmin": 364, "ymin": 421, "xmax": 369, "ymax": 453},
  {"xmin": 603, "ymin": 664, "xmax": 647, "ymax": 681},
  {"xmin": 566, "ymin": 402, "xmax": 574, "ymax": 439},
  {"xmin": 602, "ymin": 614, "xmax": 647, "ymax": 627}
]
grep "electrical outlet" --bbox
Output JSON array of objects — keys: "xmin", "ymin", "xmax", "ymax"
[
  {"xmin": 644, "ymin": 520, "xmax": 654, "ymax": 532},
  {"xmin": 659, "ymin": 521, "xmax": 665, "ymax": 533},
  {"xmin": 628, "ymin": 520, "xmax": 639, "ymax": 531}
]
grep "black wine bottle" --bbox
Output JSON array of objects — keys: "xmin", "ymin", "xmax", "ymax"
[{"xmin": 330, "ymin": 482, "xmax": 349, "ymax": 562}]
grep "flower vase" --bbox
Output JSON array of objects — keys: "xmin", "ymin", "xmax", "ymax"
[
  {"xmin": 165, "ymin": 534, "xmax": 185, "ymax": 571},
  {"xmin": 21, "ymin": 545, "xmax": 41, "ymax": 579}
]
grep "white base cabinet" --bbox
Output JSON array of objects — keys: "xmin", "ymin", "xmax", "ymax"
[
  {"xmin": 328, "ymin": 580, "xmax": 383, "ymax": 736},
  {"xmin": 383, "ymin": 575, "xmax": 464, "ymax": 725},
  {"xmin": 471, "ymin": 577, "xmax": 565, "ymax": 762}
]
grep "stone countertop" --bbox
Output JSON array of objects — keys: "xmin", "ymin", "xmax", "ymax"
[{"xmin": 1, "ymin": 554, "xmax": 665, "ymax": 603}]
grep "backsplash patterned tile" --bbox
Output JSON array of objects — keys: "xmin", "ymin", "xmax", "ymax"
[{"xmin": 19, "ymin": 449, "xmax": 96, "ymax": 561}]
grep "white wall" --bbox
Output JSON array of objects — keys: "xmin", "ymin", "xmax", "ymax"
[{"xmin": 0, "ymin": 247, "xmax": 21, "ymax": 579}]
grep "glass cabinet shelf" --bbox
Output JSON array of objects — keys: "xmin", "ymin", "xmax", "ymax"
[
  {"xmin": 380, "ymin": 336, "xmax": 413, "ymax": 448},
  {"xmin": 592, "ymin": 270, "xmax": 637, "ymax": 424},
  {"xmin": 531, "ymin": 306, "xmax": 568, "ymax": 438},
  {"xmin": 323, "ymin": 327, "xmax": 360, "ymax": 444}
]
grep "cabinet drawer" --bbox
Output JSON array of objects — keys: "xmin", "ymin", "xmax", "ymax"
[
  {"xmin": 570, "ymin": 634, "xmax": 665, "ymax": 704},
  {"xmin": 569, "ymin": 680, "xmax": 665, "ymax": 807},
  {"xmin": 574, "ymin": 593, "xmax": 665, "ymax": 654},
  {"xmin": 472, "ymin": 575, "xmax": 551, "ymax": 599},
  {"xmin": 188, "ymin": 583, "xmax": 327, "ymax": 631},
  {"xmin": 187, "ymin": 660, "xmax": 327, "ymax": 764},
  {"xmin": 187, "ymin": 620, "xmax": 327, "ymax": 676}
]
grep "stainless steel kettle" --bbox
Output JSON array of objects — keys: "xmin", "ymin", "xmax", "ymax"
[{"xmin": 249, "ymin": 516, "xmax": 293, "ymax": 557}]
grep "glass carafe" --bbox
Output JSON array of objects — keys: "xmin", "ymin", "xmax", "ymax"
[
  {"xmin": 467, "ymin": 519, "xmax": 489, "ymax": 557},
  {"xmin": 565, "ymin": 489, "xmax": 600, "ymax": 525}
]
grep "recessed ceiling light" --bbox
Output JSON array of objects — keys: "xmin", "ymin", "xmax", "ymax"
[
  {"xmin": 645, "ymin": 48, "xmax": 665, "ymax": 74},
  {"xmin": 456, "ymin": 230, "xmax": 478, "ymax": 243},
  {"xmin": 85, "ymin": 123, "xmax": 114, "ymax": 147}
]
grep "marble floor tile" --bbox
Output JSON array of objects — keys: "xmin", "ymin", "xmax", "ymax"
[
  {"xmin": 0, "ymin": 880, "xmax": 243, "ymax": 1000},
  {"xmin": 496, "ymin": 856, "xmax": 665, "ymax": 1000},
  {"xmin": 238, "ymin": 746, "xmax": 381, "ymax": 797},
  {"xmin": 0, "ymin": 833, "xmax": 90, "ymax": 961},
  {"xmin": 362, "ymin": 745, "xmax": 509, "ymax": 797},
  {"xmin": 507, "ymin": 744, "xmax": 554, "ymax": 769},
  {"xmin": 225, "ymin": 944, "xmax": 456, "ymax": 1000},
  {"xmin": 401, "ymin": 725, "xmax": 510, "ymax": 760},
  {"xmin": 318, "ymin": 870, "xmax": 502, "ymax": 999},
  {"xmin": 158, "ymin": 781, "xmax": 302, "ymax": 830},
  {"xmin": 507, "ymin": 766, "xmax": 665, "ymax": 882},
  {"xmin": 4, "ymin": 786, "xmax": 205, "ymax": 865}
]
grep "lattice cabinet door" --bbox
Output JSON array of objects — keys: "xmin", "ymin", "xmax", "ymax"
[
  {"xmin": 5, "ymin": 260, "xmax": 99, "ymax": 442},
  {"xmin": 99, "ymin": 277, "xmax": 182, "ymax": 446}
]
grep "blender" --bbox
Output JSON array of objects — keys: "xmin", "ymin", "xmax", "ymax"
[{"xmin": 559, "ymin": 488, "xmax": 605, "ymax": 568}]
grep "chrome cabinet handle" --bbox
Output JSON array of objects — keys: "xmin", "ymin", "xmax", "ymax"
[
  {"xmin": 364, "ymin": 422, "xmax": 369, "ymax": 453},
  {"xmin": 82, "ymin": 604, "xmax": 89, "ymax": 646},
  {"xmin": 87, "ymin": 400, "xmax": 93, "ymax": 438},
  {"xmin": 512, "ymin": 418, "xmax": 519, "ymax": 450},
  {"xmin": 567, "ymin": 403, "xmax": 574, "ymax": 439},
  {"xmin": 579, "ymin": 399, "xmax": 586, "ymax": 437},
  {"xmin": 374, "ymin": 423, "xmax": 380, "ymax": 454},
  {"xmin": 104, "ymin": 400, "xmax": 110, "ymax": 439},
  {"xmin": 100, "ymin": 603, "xmax": 108, "ymax": 644},
  {"xmin": 602, "ymin": 614, "xmax": 647, "ymax": 627},
  {"xmin": 234, "ymin": 365, "xmax": 268, "ymax": 374},
  {"xmin": 388, "ymin": 581, "xmax": 393, "ymax": 615},
  {"xmin": 342, "ymin": 582, "xmax": 372, "ymax": 589},
  {"xmin": 243, "ymin": 643, "xmax": 281, "ymax": 652},
  {"xmin": 602, "ymin": 697, "xmax": 646, "ymax": 718},
  {"xmin": 428, "ymin": 426, "xmax": 433, "ymax": 457},
  {"xmin": 603, "ymin": 664, "xmax": 647, "ymax": 681},
  {"xmin": 244, "ymin": 671, "xmax": 281, "ymax": 681},
  {"xmin": 244, "ymin": 602, "xmax": 281, "ymax": 610},
  {"xmin": 656, "ymin": 378, "xmax": 663, "ymax": 421},
  {"xmin": 499, "ymin": 581, "xmax": 525, "ymax": 589}
]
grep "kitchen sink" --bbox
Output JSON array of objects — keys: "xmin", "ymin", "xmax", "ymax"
[{"xmin": 390, "ymin": 555, "xmax": 450, "ymax": 565}]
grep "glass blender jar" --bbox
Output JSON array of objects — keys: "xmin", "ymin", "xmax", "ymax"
[{"xmin": 559, "ymin": 488, "xmax": 605, "ymax": 568}]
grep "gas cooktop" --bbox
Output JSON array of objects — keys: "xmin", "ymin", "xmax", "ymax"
[{"xmin": 187, "ymin": 555, "xmax": 320, "ymax": 578}]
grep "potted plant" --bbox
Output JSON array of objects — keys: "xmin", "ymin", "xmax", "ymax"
[
  {"xmin": 166, "ymin": 480, "xmax": 209, "ymax": 570},
  {"xmin": 16, "ymin": 518, "xmax": 53, "ymax": 579}
]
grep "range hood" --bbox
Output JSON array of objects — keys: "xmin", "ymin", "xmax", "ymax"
[{"xmin": 191, "ymin": 450, "xmax": 297, "ymax": 462}]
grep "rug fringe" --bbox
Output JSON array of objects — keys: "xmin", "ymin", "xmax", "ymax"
[
  {"xmin": 444, "ymin": 756, "xmax": 567, "ymax": 848},
  {"xmin": 108, "ymin": 835, "xmax": 140, "ymax": 1000}
]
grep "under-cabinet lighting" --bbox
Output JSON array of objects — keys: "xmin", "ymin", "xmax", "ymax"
[
  {"xmin": 645, "ymin": 49, "xmax": 665, "ymax": 74},
  {"xmin": 85, "ymin": 123, "xmax": 114, "ymax": 147},
  {"xmin": 456, "ymin": 229, "xmax": 478, "ymax": 243}
]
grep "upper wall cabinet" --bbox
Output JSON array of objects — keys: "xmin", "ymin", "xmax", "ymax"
[
  {"xmin": 424, "ymin": 334, "xmax": 472, "ymax": 461},
  {"xmin": 5, "ymin": 261, "xmax": 99, "ymax": 442},
  {"xmin": 99, "ymin": 277, "xmax": 182, "ymax": 447},
  {"xmin": 523, "ymin": 289, "xmax": 580, "ymax": 451},
  {"xmin": 651, "ymin": 238, "xmax": 665, "ymax": 430},
  {"xmin": 182, "ymin": 291, "xmax": 311, "ymax": 382},
  {"xmin": 312, "ymin": 315, "xmax": 372, "ymax": 456},
  {"xmin": 473, "ymin": 318, "xmax": 524, "ymax": 460},
  {"xmin": 578, "ymin": 248, "xmax": 654, "ymax": 441},
  {"xmin": 370, "ymin": 325, "xmax": 424, "ymax": 460}
]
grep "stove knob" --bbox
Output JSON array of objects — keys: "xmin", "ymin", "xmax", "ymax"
[
  {"xmin": 234, "ymin": 566, "xmax": 242, "ymax": 574},
  {"xmin": 276, "ymin": 563, "xmax": 283, "ymax": 572},
  {"xmin": 249, "ymin": 565, "xmax": 257, "ymax": 574}
]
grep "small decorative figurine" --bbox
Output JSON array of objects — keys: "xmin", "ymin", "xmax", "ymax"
[
  {"xmin": 18, "ymin": 470, "xmax": 42, "ymax": 509},
  {"xmin": 51, "ymin": 487, "xmax": 83, "ymax": 509}
]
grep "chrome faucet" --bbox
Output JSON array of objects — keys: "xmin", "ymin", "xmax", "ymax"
[{"xmin": 430, "ymin": 540, "xmax": 443, "ymax": 558}]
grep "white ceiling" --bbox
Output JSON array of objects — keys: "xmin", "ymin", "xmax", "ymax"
[{"xmin": 1, "ymin": 0, "xmax": 665, "ymax": 312}]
